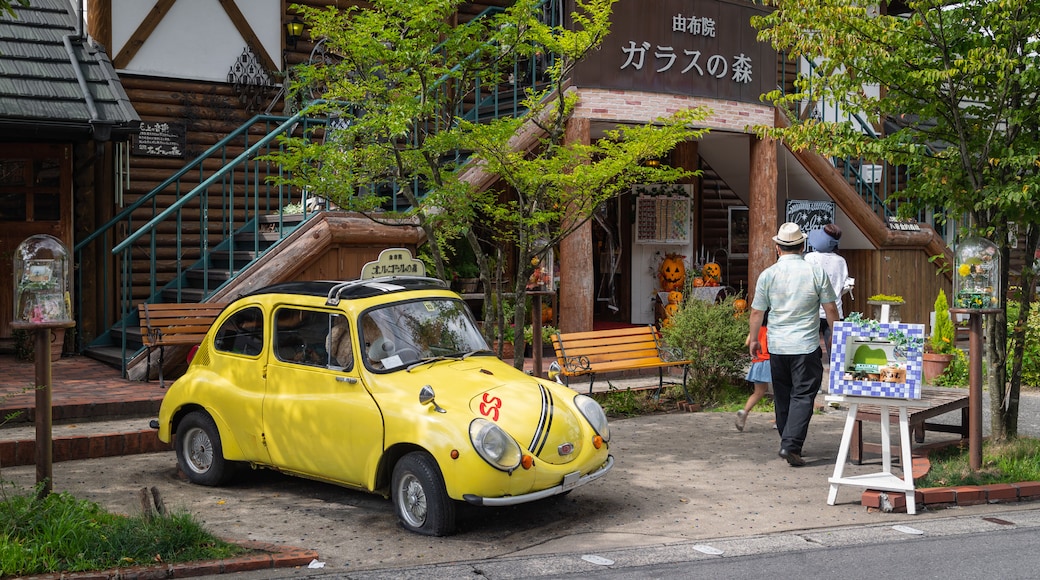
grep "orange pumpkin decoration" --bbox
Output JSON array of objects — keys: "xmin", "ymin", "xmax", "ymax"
[
  {"xmin": 663, "ymin": 302, "xmax": 680, "ymax": 320},
  {"xmin": 541, "ymin": 304, "xmax": 554, "ymax": 325},
  {"xmin": 702, "ymin": 261, "xmax": 722, "ymax": 283},
  {"xmin": 668, "ymin": 290, "xmax": 683, "ymax": 305},
  {"xmin": 658, "ymin": 253, "xmax": 686, "ymax": 292},
  {"xmin": 692, "ymin": 277, "xmax": 705, "ymax": 288},
  {"xmin": 733, "ymin": 298, "xmax": 748, "ymax": 313}
]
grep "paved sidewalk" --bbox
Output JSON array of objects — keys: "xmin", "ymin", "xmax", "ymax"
[{"xmin": 3, "ymin": 354, "xmax": 1039, "ymax": 579}]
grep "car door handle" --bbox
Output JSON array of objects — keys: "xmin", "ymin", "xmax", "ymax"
[{"xmin": 336, "ymin": 376, "xmax": 358, "ymax": 384}]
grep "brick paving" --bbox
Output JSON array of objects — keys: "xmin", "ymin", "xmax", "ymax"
[{"xmin": 2, "ymin": 353, "xmax": 1038, "ymax": 526}]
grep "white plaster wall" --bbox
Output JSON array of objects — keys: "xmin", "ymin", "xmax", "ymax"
[
  {"xmin": 629, "ymin": 185, "xmax": 696, "ymax": 325},
  {"xmin": 112, "ymin": 0, "xmax": 282, "ymax": 80}
]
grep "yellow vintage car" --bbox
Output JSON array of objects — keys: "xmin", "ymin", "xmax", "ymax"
[{"xmin": 153, "ymin": 268, "xmax": 612, "ymax": 536}]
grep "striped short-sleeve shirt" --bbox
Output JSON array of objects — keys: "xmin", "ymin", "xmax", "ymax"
[{"xmin": 750, "ymin": 254, "xmax": 837, "ymax": 355}]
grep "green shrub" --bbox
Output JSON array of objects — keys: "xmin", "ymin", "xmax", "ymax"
[
  {"xmin": 930, "ymin": 289, "xmax": 957, "ymax": 355},
  {"xmin": 932, "ymin": 348, "xmax": 968, "ymax": 387},
  {"xmin": 659, "ymin": 295, "xmax": 749, "ymax": 407},
  {"xmin": 1007, "ymin": 298, "xmax": 1040, "ymax": 389}
]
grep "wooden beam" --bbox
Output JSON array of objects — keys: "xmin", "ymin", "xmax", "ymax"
[
  {"xmin": 218, "ymin": 0, "xmax": 279, "ymax": 74},
  {"xmin": 87, "ymin": 0, "xmax": 112, "ymax": 50},
  {"xmin": 559, "ymin": 116, "xmax": 593, "ymax": 333},
  {"xmin": 113, "ymin": 0, "xmax": 177, "ymax": 70},
  {"xmin": 748, "ymin": 134, "xmax": 777, "ymax": 301}
]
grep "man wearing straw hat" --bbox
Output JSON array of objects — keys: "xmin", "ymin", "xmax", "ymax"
[{"xmin": 748, "ymin": 223, "xmax": 839, "ymax": 467}]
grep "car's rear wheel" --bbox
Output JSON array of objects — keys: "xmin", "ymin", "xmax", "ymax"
[
  {"xmin": 175, "ymin": 411, "xmax": 233, "ymax": 486},
  {"xmin": 391, "ymin": 451, "xmax": 455, "ymax": 536}
]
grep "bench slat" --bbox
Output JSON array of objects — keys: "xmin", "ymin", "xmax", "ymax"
[
  {"xmin": 139, "ymin": 303, "xmax": 226, "ymax": 348},
  {"xmin": 551, "ymin": 326, "xmax": 689, "ymax": 390}
]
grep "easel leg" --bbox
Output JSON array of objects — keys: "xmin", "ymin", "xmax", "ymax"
[
  {"xmin": 899, "ymin": 406, "xmax": 916, "ymax": 515},
  {"xmin": 828, "ymin": 402, "xmax": 859, "ymax": 506}
]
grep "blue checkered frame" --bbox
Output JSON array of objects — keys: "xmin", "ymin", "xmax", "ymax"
[{"xmin": 828, "ymin": 321, "xmax": 925, "ymax": 399}]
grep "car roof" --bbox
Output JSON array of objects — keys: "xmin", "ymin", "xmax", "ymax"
[{"xmin": 246, "ymin": 276, "xmax": 450, "ymax": 303}]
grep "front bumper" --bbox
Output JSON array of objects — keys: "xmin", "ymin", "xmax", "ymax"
[{"xmin": 462, "ymin": 455, "xmax": 614, "ymax": 506}]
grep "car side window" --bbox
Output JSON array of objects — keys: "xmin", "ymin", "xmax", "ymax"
[
  {"xmin": 213, "ymin": 307, "xmax": 264, "ymax": 356},
  {"xmin": 326, "ymin": 314, "xmax": 353, "ymax": 370},
  {"xmin": 274, "ymin": 307, "xmax": 334, "ymax": 368}
]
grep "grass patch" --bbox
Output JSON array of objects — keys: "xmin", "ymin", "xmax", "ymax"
[
  {"xmin": 917, "ymin": 438, "xmax": 1040, "ymax": 488},
  {"xmin": 0, "ymin": 487, "xmax": 247, "ymax": 577},
  {"xmin": 593, "ymin": 381, "xmax": 775, "ymax": 417}
]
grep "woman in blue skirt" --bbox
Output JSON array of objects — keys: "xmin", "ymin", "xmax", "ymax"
[{"xmin": 737, "ymin": 310, "xmax": 771, "ymax": 432}]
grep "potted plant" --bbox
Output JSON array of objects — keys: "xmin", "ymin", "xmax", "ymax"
[
  {"xmin": 867, "ymin": 293, "xmax": 904, "ymax": 323},
  {"xmin": 923, "ymin": 289, "xmax": 957, "ymax": 382}
]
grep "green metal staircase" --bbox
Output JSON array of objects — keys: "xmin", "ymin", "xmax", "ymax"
[{"xmin": 75, "ymin": 113, "xmax": 327, "ymax": 373}]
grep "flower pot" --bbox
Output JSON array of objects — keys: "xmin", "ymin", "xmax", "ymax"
[
  {"xmin": 494, "ymin": 340, "xmax": 515, "ymax": 360},
  {"xmin": 453, "ymin": 278, "xmax": 481, "ymax": 294},
  {"xmin": 867, "ymin": 300, "xmax": 902, "ymax": 323},
  {"xmin": 922, "ymin": 352, "xmax": 954, "ymax": 383}
]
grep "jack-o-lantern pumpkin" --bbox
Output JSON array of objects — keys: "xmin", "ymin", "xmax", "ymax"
[
  {"xmin": 733, "ymin": 297, "xmax": 748, "ymax": 313},
  {"xmin": 692, "ymin": 276, "xmax": 705, "ymax": 288},
  {"xmin": 663, "ymin": 301, "xmax": 680, "ymax": 320},
  {"xmin": 668, "ymin": 290, "xmax": 683, "ymax": 305},
  {"xmin": 658, "ymin": 253, "xmax": 686, "ymax": 292},
  {"xmin": 702, "ymin": 262, "xmax": 722, "ymax": 284}
]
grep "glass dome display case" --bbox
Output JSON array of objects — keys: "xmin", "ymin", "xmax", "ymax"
[
  {"xmin": 953, "ymin": 236, "xmax": 1000, "ymax": 309},
  {"xmin": 13, "ymin": 234, "xmax": 71, "ymax": 326}
]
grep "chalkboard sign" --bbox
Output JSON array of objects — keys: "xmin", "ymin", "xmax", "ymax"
[
  {"xmin": 133, "ymin": 122, "xmax": 186, "ymax": 158},
  {"xmin": 786, "ymin": 200, "xmax": 835, "ymax": 250}
]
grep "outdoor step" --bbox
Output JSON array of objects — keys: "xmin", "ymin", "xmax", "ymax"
[
  {"xmin": 81, "ymin": 345, "xmax": 133, "ymax": 369},
  {"xmin": 210, "ymin": 249, "xmax": 258, "ymax": 269},
  {"xmin": 160, "ymin": 287, "xmax": 207, "ymax": 302},
  {"xmin": 185, "ymin": 268, "xmax": 233, "ymax": 285}
]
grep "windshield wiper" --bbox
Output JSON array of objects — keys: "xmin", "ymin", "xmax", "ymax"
[{"xmin": 406, "ymin": 350, "xmax": 491, "ymax": 371}]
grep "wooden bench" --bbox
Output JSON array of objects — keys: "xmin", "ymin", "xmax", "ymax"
[
  {"xmin": 849, "ymin": 386, "xmax": 970, "ymax": 464},
  {"xmin": 550, "ymin": 325, "xmax": 691, "ymax": 398},
  {"xmin": 139, "ymin": 302, "xmax": 227, "ymax": 386}
]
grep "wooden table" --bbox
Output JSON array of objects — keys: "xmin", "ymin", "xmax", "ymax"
[{"xmin": 848, "ymin": 386, "xmax": 969, "ymax": 464}]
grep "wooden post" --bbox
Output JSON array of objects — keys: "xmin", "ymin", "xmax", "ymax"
[
  {"xmin": 559, "ymin": 117, "xmax": 593, "ymax": 333},
  {"xmin": 950, "ymin": 308, "xmax": 999, "ymax": 471},
  {"xmin": 748, "ymin": 134, "xmax": 777, "ymax": 299},
  {"xmin": 34, "ymin": 328, "xmax": 53, "ymax": 498}
]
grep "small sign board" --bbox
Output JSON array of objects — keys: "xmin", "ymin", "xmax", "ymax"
[
  {"xmin": 360, "ymin": 248, "xmax": 425, "ymax": 279},
  {"xmin": 133, "ymin": 122, "xmax": 186, "ymax": 158},
  {"xmin": 829, "ymin": 320, "xmax": 925, "ymax": 399}
]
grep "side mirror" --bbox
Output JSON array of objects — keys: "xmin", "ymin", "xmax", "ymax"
[{"xmin": 419, "ymin": 385, "xmax": 446, "ymax": 413}]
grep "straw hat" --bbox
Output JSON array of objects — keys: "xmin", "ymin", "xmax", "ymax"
[{"xmin": 772, "ymin": 222, "xmax": 807, "ymax": 246}]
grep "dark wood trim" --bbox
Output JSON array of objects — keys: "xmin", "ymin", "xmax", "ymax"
[
  {"xmin": 113, "ymin": 0, "xmax": 178, "ymax": 70},
  {"xmin": 219, "ymin": 0, "xmax": 279, "ymax": 73}
]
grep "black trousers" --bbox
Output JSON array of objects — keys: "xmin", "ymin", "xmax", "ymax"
[{"xmin": 769, "ymin": 348, "xmax": 824, "ymax": 455}]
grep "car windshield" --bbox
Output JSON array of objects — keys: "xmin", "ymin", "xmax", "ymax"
[{"xmin": 361, "ymin": 298, "xmax": 488, "ymax": 371}]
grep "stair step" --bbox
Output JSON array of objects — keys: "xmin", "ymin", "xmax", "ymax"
[
  {"xmin": 161, "ymin": 287, "xmax": 207, "ymax": 302},
  {"xmin": 185, "ymin": 268, "xmax": 233, "ymax": 285},
  {"xmin": 82, "ymin": 345, "xmax": 133, "ymax": 369},
  {"xmin": 210, "ymin": 250, "xmax": 258, "ymax": 269}
]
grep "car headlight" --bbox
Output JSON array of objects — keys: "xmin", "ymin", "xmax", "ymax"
[
  {"xmin": 469, "ymin": 418, "xmax": 522, "ymax": 472},
  {"xmin": 574, "ymin": 394, "xmax": 610, "ymax": 442}
]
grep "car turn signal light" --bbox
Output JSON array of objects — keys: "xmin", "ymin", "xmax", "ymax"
[
  {"xmin": 521, "ymin": 454, "xmax": 534, "ymax": 470},
  {"xmin": 592, "ymin": 435, "xmax": 603, "ymax": 449}
]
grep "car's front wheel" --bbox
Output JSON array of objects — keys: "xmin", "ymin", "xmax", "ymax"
[
  {"xmin": 175, "ymin": 411, "xmax": 234, "ymax": 486},
  {"xmin": 391, "ymin": 451, "xmax": 455, "ymax": 536}
]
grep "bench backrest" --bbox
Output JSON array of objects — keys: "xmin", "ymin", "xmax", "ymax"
[
  {"xmin": 551, "ymin": 325, "xmax": 666, "ymax": 367},
  {"xmin": 139, "ymin": 303, "xmax": 227, "ymax": 347}
]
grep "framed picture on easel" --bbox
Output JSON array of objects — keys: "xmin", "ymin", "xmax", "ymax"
[{"xmin": 728, "ymin": 206, "xmax": 749, "ymax": 257}]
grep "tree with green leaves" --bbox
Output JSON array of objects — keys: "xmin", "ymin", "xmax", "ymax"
[
  {"xmin": 1, "ymin": 0, "xmax": 29, "ymax": 17},
  {"xmin": 275, "ymin": 0, "xmax": 708, "ymax": 366},
  {"xmin": 752, "ymin": 0, "xmax": 1040, "ymax": 438}
]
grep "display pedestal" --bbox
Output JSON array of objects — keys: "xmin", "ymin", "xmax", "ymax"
[{"xmin": 826, "ymin": 394, "xmax": 917, "ymax": 514}]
